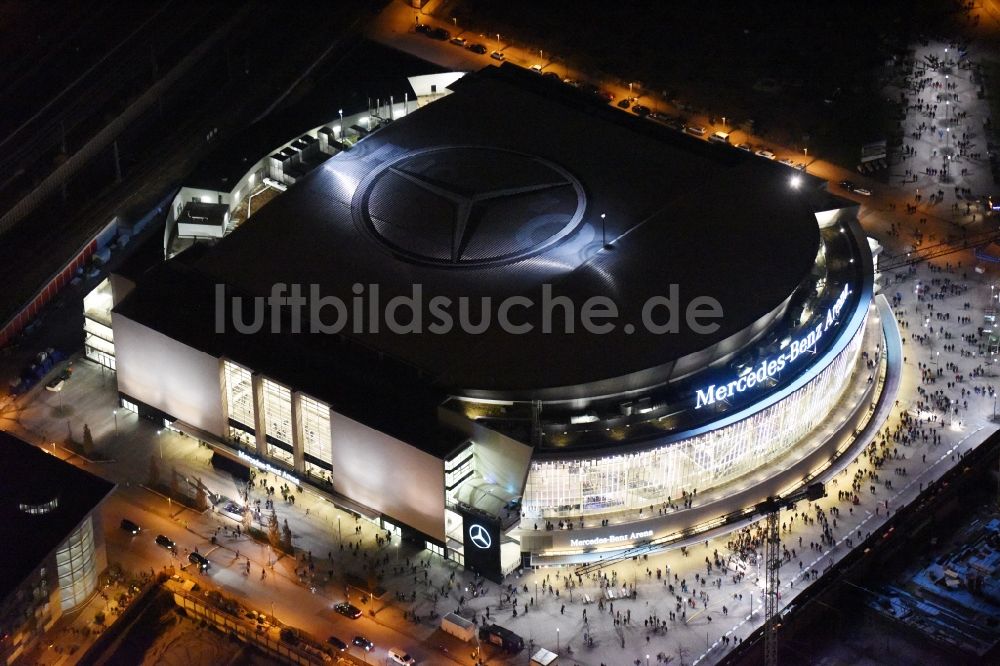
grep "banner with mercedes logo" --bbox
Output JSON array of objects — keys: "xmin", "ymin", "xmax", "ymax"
[{"xmin": 458, "ymin": 506, "xmax": 503, "ymax": 582}]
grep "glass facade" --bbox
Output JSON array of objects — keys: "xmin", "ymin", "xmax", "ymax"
[
  {"xmin": 262, "ymin": 378, "xmax": 293, "ymax": 464},
  {"xmin": 56, "ymin": 517, "xmax": 97, "ymax": 610},
  {"xmin": 300, "ymin": 394, "xmax": 332, "ymax": 476},
  {"xmin": 224, "ymin": 361, "xmax": 254, "ymax": 429},
  {"xmin": 524, "ymin": 312, "xmax": 868, "ymax": 519}
]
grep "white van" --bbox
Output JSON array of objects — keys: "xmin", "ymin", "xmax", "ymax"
[
  {"xmin": 709, "ymin": 131, "xmax": 731, "ymax": 144},
  {"xmin": 388, "ymin": 648, "xmax": 417, "ymax": 665},
  {"xmin": 684, "ymin": 125, "xmax": 707, "ymax": 137}
]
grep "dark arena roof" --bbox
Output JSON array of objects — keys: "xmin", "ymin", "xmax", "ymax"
[
  {"xmin": 0, "ymin": 432, "xmax": 114, "ymax": 600},
  {"xmin": 119, "ymin": 64, "xmax": 823, "ymax": 405}
]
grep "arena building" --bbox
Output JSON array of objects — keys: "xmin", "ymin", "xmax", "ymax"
[{"xmin": 100, "ymin": 63, "xmax": 888, "ymax": 580}]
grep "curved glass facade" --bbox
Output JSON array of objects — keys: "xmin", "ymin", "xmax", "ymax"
[
  {"xmin": 56, "ymin": 517, "xmax": 97, "ymax": 610},
  {"xmin": 523, "ymin": 309, "xmax": 868, "ymax": 518}
]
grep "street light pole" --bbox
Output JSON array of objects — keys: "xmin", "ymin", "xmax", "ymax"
[
  {"xmin": 557, "ymin": 627, "xmax": 560, "ymax": 654},
  {"xmin": 600, "ymin": 212, "xmax": 607, "ymax": 248},
  {"xmin": 113, "ymin": 409, "xmax": 118, "ymax": 438},
  {"xmin": 338, "ymin": 109, "xmax": 344, "ymax": 141},
  {"xmin": 496, "ymin": 33, "xmax": 501, "ymax": 52}
]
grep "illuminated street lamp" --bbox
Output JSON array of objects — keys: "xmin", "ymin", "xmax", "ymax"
[
  {"xmin": 338, "ymin": 109, "xmax": 344, "ymax": 140},
  {"xmin": 112, "ymin": 409, "xmax": 118, "ymax": 438},
  {"xmin": 557, "ymin": 627, "xmax": 560, "ymax": 653},
  {"xmin": 496, "ymin": 33, "xmax": 501, "ymax": 52}
]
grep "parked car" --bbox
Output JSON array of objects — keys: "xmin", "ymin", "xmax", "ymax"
[
  {"xmin": 736, "ymin": 143, "xmax": 752, "ymax": 152},
  {"xmin": 334, "ymin": 602, "xmax": 362, "ymax": 619},
  {"xmin": 617, "ymin": 98, "xmax": 631, "ymax": 109},
  {"xmin": 631, "ymin": 104, "xmax": 650, "ymax": 117},
  {"xmin": 280, "ymin": 627, "xmax": 300, "ymax": 645},
  {"xmin": 467, "ymin": 43, "xmax": 487, "ymax": 54},
  {"xmin": 449, "ymin": 37, "xmax": 467, "ymax": 47},
  {"xmin": 529, "ymin": 64, "xmax": 543, "ymax": 74},
  {"xmin": 188, "ymin": 552, "xmax": 209, "ymax": 571},
  {"xmin": 427, "ymin": 27, "xmax": 449, "ymax": 41},
  {"xmin": 755, "ymin": 149, "xmax": 776, "ymax": 160},
  {"xmin": 489, "ymin": 51, "xmax": 505, "ymax": 61},
  {"xmin": 388, "ymin": 648, "xmax": 418, "ymax": 665},
  {"xmin": 120, "ymin": 519, "xmax": 141, "ymax": 535},
  {"xmin": 155, "ymin": 534, "xmax": 176, "ymax": 551},
  {"xmin": 415, "ymin": 23, "xmax": 431, "ymax": 34},
  {"xmin": 327, "ymin": 636, "xmax": 348, "ymax": 652},
  {"xmin": 353, "ymin": 636, "xmax": 374, "ymax": 651}
]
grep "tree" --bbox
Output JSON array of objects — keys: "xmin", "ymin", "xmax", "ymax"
[
  {"xmin": 268, "ymin": 509, "xmax": 280, "ymax": 549},
  {"xmin": 281, "ymin": 519, "xmax": 293, "ymax": 552},
  {"xmin": 81, "ymin": 423, "xmax": 94, "ymax": 455},
  {"xmin": 242, "ymin": 499, "xmax": 253, "ymax": 532},
  {"xmin": 148, "ymin": 456, "xmax": 160, "ymax": 486},
  {"xmin": 194, "ymin": 477, "xmax": 208, "ymax": 511}
]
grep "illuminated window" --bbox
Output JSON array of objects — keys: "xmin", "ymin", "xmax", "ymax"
[
  {"xmin": 300, "ymin": 394, "xmax": 332, "ymax": 474},
  {"xmin": 56, "ymin": 517, "xmax": 97, "ymax": 610},
  {"xmin": 262, "ymin": 378, "xmax": 293, "ymax": 465},
  {"xmin": 224, "ymin": 361, "xmax": 254, "ymax": 430},
  {"xmin": 19, "ymin": 497, "xmax": 59, "ymax": 515}
]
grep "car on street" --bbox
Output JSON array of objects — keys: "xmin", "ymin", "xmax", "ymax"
[
  {"xmin": 188, "ymin": 552, "xmax": 209, "ymax": 571},
  {"xmin": 467, "ymin": 43, "xmax": 487, "ymax": 54},
  {"xmin": 120, "ymin": 519, "xmax": 141, "ymax": 535},
  {"xmin": 736, "ymin": 143, "xmax": 752, "ymax": 152},
  {"xmin": 334, "ymin": 602, "xmax": 362, "ymax": 619},
  {"xmin": 155, "ymin": 534, "xmax": 176, "ymax": 551},
  {"xmin": 562, "ymin": 78, "xmax": 580, "ymax": 87},
  {"xmin": 415, "ymin": 24, "xmax": 431, "ymax": 34},
  {"xmin": 449, "ymin": 37, "xmax": 467, "ymax": 47},
  {"xmin": 45, "ymin": 378, "xmax": 64, "ymax": 392},
  {"xmin": 280, "ymin": 627, "xmax": 300, "ymax": 645},
  {"xmin": 617, "ymin": 98, "xmax": 631, "ymax": 108},
  {"xmin": 755, "ymin": 149, "xmax": 776, "ymax": 160},
  {"xmin": 427, "ymin": 27, "xmax": 450, "ymax": 41},
  {"xmin": 778, "ymin": 158, "xmax": 795, "ymax": 167},
  {"xmin": 489, "ymin": 51, "xmax": 505, "ymax": 61},
  {"xmin": 685, "ymin": 125, "xmax": 708, "ymax": 137},
  {"xmin": 529, "ymin": 64, "xmax": 543, "ymax": 74},
  {"xmin": 388, "ymin": 648, "xmax": 417, "ymax": 665},
  {"xmin": 327, "ymin": 636, "xmax": 348, "ymax": 652},
  {"xmin": 353, "ymin": 636, "xmax": 374, "ymax": 651},
  {"xmin": 839, "ymin": 180, "xmax": 871, "ymax": 195},
  {"xmin": 631, "ymin": 104, "xmax": 650, "ymax": 117},
  {"xmin": 542, "ymin": 71, "xmax": 560, "ymax": 81}
]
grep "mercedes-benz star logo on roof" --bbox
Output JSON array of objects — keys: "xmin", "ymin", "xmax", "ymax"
[
  {"xmin": 468, "ymin": 523, "xmax": 492, "ymax": 550},
  {"xmin": 352, "ymin": 146, "xmax": 587, "ymax": 268}
]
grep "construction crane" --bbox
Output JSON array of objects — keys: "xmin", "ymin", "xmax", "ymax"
[{"xmin": 756, "ymin": 481, "xmax": 826, "ymax": 666}]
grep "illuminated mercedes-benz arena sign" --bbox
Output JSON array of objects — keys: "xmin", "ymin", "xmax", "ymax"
[{"xmin": 109, "ymin": 63, "xmax": 886, "ymax": 576}]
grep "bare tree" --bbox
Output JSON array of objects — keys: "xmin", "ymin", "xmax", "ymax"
[
  {"xmin": 281, "ymin": 518, "xmax": 293, "ymax": 552},
  {"xmin": 268, "ymin": 508, "xmax": 280, "ymax": 549},
  {"xmin": 82, "ymin": 423, "xmax": 94, "ymax": 455}
]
